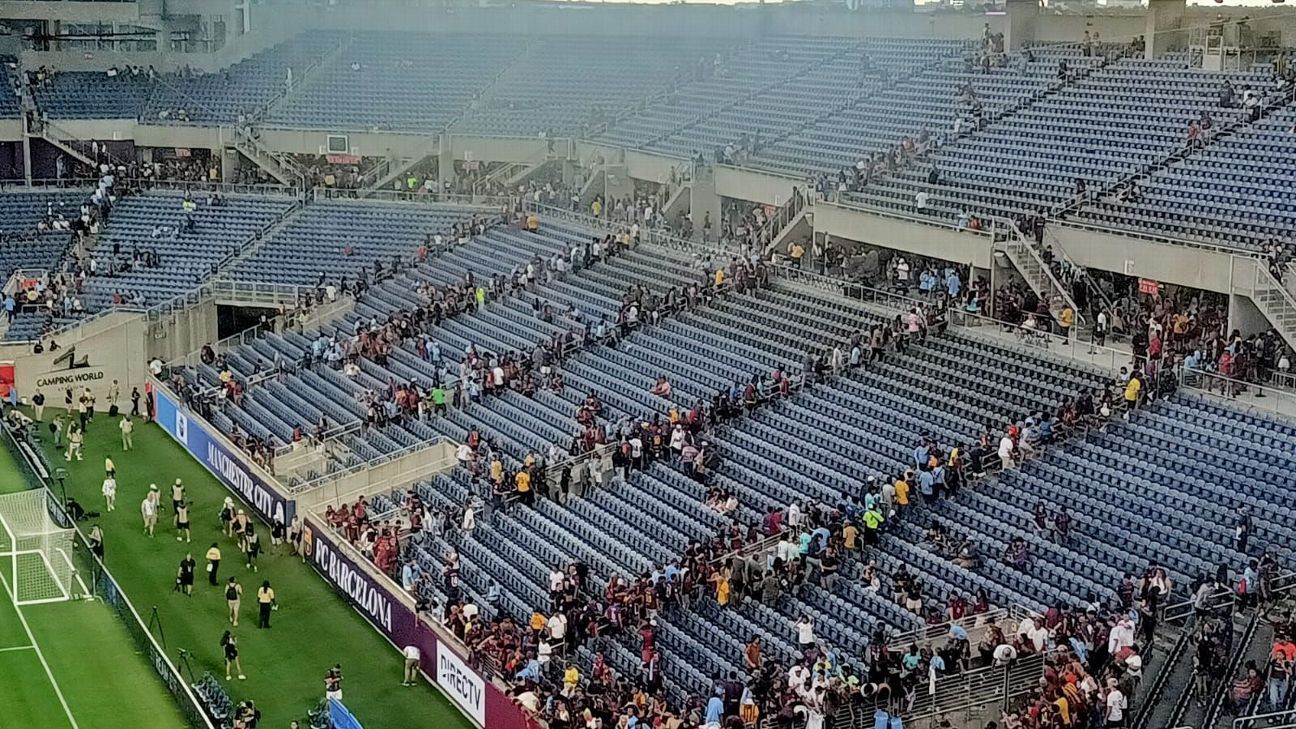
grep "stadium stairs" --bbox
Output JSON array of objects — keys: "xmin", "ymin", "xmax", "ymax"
[{"xmin": 161, "ymin": 189, "xmax": 1293, "ymax": 724}]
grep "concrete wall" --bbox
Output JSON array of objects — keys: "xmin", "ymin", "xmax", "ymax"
[
  {"xmin": 816, "ymin": 202, "xmax": 996, "ymax": 270},
  {"xmin": 1050, "ymin": 223, "xmax": 1236, "ymax": 294},
  {"xmin": 1229, "ymin": 294, "xmax": 1272, "ymax": 339},
  {"xmin": 256, "ymin": 127, "xmax": 438, "ymax": 157},
  {"xmin": 134, "ymin": 124, "xmax": 224, "ymax": 151},
  {"xmin": 296, "ymin": 441, "xmax": 457, "ymax": 513},
  {"xmin": 0, "ymin": 295, "xmax": 216, "ymax": 407},
  {"xmin": 714, "ymin": 165, "xmax": 805, "ymax": 207},
  {"xmin": 448, "ymin": 135, "xmax": 548, "ymax": 165},
  {"xmin": 0, "ymin": 120, "xmax": 21, "ymax": 146},
  {"xmin": 0, "ymin": 311, "xmax": 148, "ymax": 406},
  {"xmin": 623, "ymin": 149, "xmax": 685, "ymax": 187}
]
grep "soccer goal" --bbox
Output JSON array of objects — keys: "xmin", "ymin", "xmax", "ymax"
[{"xmin": 0, "ymin": 490, "xmax": 80, "ymax": 605}]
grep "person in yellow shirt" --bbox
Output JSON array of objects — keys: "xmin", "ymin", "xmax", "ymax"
[
  {"xmin": 894, "ymin": 475, "xmax": 910, "ymax": 507},
  {"xmin": 1124, "ymin": 375, "xmax": 1142, "ymax": 409},
  {"xmin": 842, "ymin": 521, "xmax": 859, "ymax": 550},
  {"xmin": 1059, "ymin": 305, "xmax": 1074, "ymax": 339},
  {"xmin": 489, "ymin": 458, "xmax": 504, "ymax": 485},
  {"xmin": 256, "ymin": 580, "xmax": 276, "ymax": 629},
  {"xmin": 515, "ymin": 468, "xmax": 533, "ymax": 506},
  {"xmin": 714, "ymin": 268, "xmax": 726, "ymax": 288},
  {"xmin": 563, "ymin": 664, "xmax": 581, "ymax": 691},
  {"xmin": 790, "ymin": 242, "xmax": 805, "ymax": 268},
  {"xmin": 591, "ymin": 199, "xmax": 602, "ymax": 218},
  {"xmin": 529, "ymin": 611, "xmax": 547, "ymax": 633},
  {"xmin": 525, "ymin": 213, "xmax": 539, "ymax": 232}
]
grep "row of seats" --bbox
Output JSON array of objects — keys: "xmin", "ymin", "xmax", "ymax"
[
  {"xmin": 455, "ymin": 35, "xmax": 724, "ymax": 137},
  {"xmin": 1072, "ymin": 103, "xmax": 1296, "ymax": 250},
  {"xmin": 81, "ymin": 192, "xmax": 296, "ymax": 309},
  {"xmin": 265, "ymin": 32, "xmax": 518, "ymax": 132},
  {"xmin": 596, "ymin": 35, "xmax": 901, "ymax": 153},
  {"xmin": 141, "ymin": 34, "xmax": 343, "ymax": 124},
  {"xmin": 849, "ymin": 58, "xmax": 1280, "ymax": 229},
  {"xmin": 752, "ymin": 45, "xmax": 1096, "ymax": 179},
  {"xmin": 226, "ymin": 200, "xmax": 485, "ymax": 286},
  {"xmin": 34, "ymin": 71, "xmax": 156, "ymax": 119},
  {"xmin": 167, "ymin": 197, "xmax": 1295, "ymax": 708}
]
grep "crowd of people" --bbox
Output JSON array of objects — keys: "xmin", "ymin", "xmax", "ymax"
[{"xmin": 284, "ymin": 198, "xmax": 1223, "ymax": 729}]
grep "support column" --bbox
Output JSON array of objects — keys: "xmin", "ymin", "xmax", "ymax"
[
  {"xmin": 689, "ymin": 166, "xmax": 721, "ymax": 244},
  {"xmin": 20, "ymin": 121, "xmax": 32, "ymax": 185},
  {"xmin": 1003, "ymin": 0, "xmax": 1038, "ymax": 52},
  {"xmin": 437, "ymin": 135, "xmax": 456, "ymax": 189},
  {"xmin": 1145, "ymin": 0, "xmax": 1187, "ymax": 59}
]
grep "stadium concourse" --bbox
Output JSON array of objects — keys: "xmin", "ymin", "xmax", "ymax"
[{"xmin": 1, "ymin": 11, "xmax": 1296, "ymax": 729}]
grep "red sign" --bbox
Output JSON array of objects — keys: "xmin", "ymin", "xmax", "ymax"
[
  {"xmin": 326, "ymin": 154, "xmax": 361, "ymax": 165},
  {"xmin": 1138, "ymin": 278, "xmax": 1161, "ymax": 296},
  {"xmin": 0, "ymin": 363, "xmax": 14, "ymax": 400},
  {"xmin": 174, "ymin": 148, "xmax": 191, "ymax": 158}
]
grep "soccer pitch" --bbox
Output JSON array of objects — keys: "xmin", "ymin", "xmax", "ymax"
[
  {"xmin": 0, "ymin": 444, "xmax": 189, "ymax": 729},
  {"xmin": 13, "ymin": 413, "xmax": 474, "ymax": 729}
]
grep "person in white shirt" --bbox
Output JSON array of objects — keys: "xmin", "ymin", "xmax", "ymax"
[
  {"xmin": 141, "ymin": 495, "xmax": 157, "ymax": 537},
  {"xmin": 998, "ymin": 435, "xmax": 1015, "ymax": 470},
  {"xmin": 549, "ymin": 568, "xmax": 566, "ymax": 601},
  {"xmin": 776, "ymin": 535, "xmax": 797, "ymax": 565},
  {"xmin": 1105, "ymin": 680, "xmax": 1128, "ymax": 726},
  {"xmin": 401, "ymin": 645, "xmax": 421, "ymax": 686},
  {"xmin": 795, "ymin": 615, "xmax": 816, "ymax": 650},
  {"xmin": 547, "ymin": 612, "xmax": 567, "ymax": 644},
  {"xmin": 787, "ymin": 663, "xmax": 809, "ymax": 691},
  {"xmin": 1026, "ymin": 618, "xmax": 1050, "ymax": 652},
  {"xmin": 993, "ymin": 643, "xmax": 1017, "ymax": 666},
  {"xmin": 119, "ymin": 416, "xmax": 134, "ymax": 451},
  {"xmin": 787, "ymin": 501, "xmax": 803, "ymax": 529},
  {"xmin": 101, "ymin": 476, "xmax": 117, "ymax": 511},
  {"xmin": 1107, "ymin": 617, "xmax": 1136, "ymax": 655}
]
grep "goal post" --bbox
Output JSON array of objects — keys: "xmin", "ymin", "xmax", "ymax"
[{"xmin": 0, "ymin": 490, "xmax": 78, "ymax": 606}]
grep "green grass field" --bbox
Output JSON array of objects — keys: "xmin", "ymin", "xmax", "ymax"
[
  {"xmin": 21, "ymin": 412, "xmax": 473, "ymax": 729},
  {"xmin": 1, "ymin": 444, "xmax": 190, "ymax": 729}
]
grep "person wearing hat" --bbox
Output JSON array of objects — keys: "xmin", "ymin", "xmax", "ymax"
[
  {"xmin": 220, "ymin": 497, "xmax": 236, "ymax": 537},
  {"xmin": 171, "ymin": 479, "xmax": 186, "ymax": 522},
  {"xmin": 232, "ymin": 509, "xmax": 251, "ymax": 540},
  {"xmin": 140, "ymin": 488, "xmax": 158, "ymax": 537}
]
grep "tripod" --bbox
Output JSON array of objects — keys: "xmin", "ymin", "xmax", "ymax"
[
  {"xmin": 147, "ymin": 605, "xmax": 168, "ymax": 650},
  {"xmin": 175, "ymin": 647, "xmax": 197, "ymax": 686}
]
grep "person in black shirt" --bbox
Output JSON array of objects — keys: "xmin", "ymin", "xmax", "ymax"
[
  {"xmin": 130, "ymin": 387, "xmax": 141, "ymax": 417},
  {"xmin": 177, "ymin": 553, "xmax": 195, "ymax": 596},
  {"xmin": 221, "ymin": 631, "xmax": 245, "ymax": 681}
]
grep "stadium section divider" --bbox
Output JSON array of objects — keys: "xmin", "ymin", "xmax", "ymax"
[
  {"xmin": 147, "ymin": 377, "xmax": 537, "ymax": 729},
  {"xmin": 1, "ymin": 417, "xmax": 216, "ymax": 729}
]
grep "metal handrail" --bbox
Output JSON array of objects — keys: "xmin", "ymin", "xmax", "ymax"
[
  {"xmin": 1180, "ymin": 367, "xmax": 1296, "ymax": 423},
  {"xmin": 291, "ymin": 436, "xmax": 448, "ymax": 495},
  {"xmin": 1236, "ymin": 710, "xmax": 1296, "ymax": 729},
  {"xmin": 998, "ymin": 216, "xmax": 1085, "ymax": 327}
]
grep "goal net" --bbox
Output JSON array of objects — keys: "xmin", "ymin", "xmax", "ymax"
[{"xmin": 0, "ymin": 490, "xmax": 78, "ymax": 605}]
